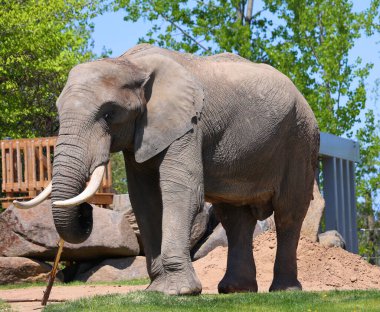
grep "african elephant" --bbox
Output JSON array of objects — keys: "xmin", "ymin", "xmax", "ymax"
[{"xmin": 15, "ymin": 44, "xmax": 319, "ymax": 295}]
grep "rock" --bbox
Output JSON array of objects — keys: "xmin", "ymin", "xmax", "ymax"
[
  {"xmin": 123, "ymin": 201, "xmax": 214, "ymax": 255},
  {"xmin": 0, "ymin": 201, "xmax": 140, "ymax": 261},
  {"xmin": 301, "ymin": 181, "xmax": 325, "ymax": 242},
  {"xmin": 318, "ymin": 230, "xmax": 346, "ymax": 249},
  {"xmin": 74, "ymin": 256, "xmax": 148, "ymax": 282},
  {"xmin": 0, "ymin": 257, "xmax": 62, "ymax": 284},
  {"xmin": 193, "ymin": 219, "xmax": 268, "ymax": 260},
  {"xmin": 112, "ymin": 194, "xmax": 132, "ymax": 212},
  {"xmin": 193, "ymin": 223, "xmax": 227, "ymax": 260},
  {"xmin": 190, "ymin": 203, "xmax": 213, "ymax": 248},
  {"xmin": 257, "ymin": 215, "xmax": 276, "ymax": 232}
]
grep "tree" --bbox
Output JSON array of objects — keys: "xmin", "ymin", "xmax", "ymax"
[
  {"xmin": 356, "ymin": 110, "xmax": 380, "ymax": 264},
  {"xmin": 0, "ymin": 0, "xmax": 106, "ymax": 139},
  {"xmin": 111, "ymin": 152, "xmax": 129, "ymax": 194}
]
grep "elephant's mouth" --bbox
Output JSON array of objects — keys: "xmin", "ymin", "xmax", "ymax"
[
  {"xmin": 50, "ymin": 165, "xmax": 105, "ymax": 243},
  {"xmin": 59, "ymin": 202, "xmax": 93, "ymax": 244}
]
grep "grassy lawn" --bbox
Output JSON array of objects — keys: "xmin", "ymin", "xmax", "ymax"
[
  {"xmin": 0, "ymin": 300, "xmax": 12, "ymax": 312},
  {"xmin": 43, "ymin": 290, "xmax": 380, "ymax": 312},
  {"xmin": 0, "ymin": 278, "xmax": 149, "ymax": 290}
]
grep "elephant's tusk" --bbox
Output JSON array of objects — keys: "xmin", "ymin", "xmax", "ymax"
[
  {"xmin": 13, "ymin": 182, "xmax": 52, "ymax": 209},
  {"xmin": 52, "ymin": 165, "xmax": 105, "ymax": 208}
]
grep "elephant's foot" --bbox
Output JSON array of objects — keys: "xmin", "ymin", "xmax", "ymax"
[
  {"xmin": 218, "ymin": 272, "xmax": 258, "ymax": 294},
  {"xmin": 269, "ymin": 278, "xmax": 302, "ymax": 292},
  {"xmin": 146, "ymin": 269, "xmax": 202, "ymax": 295}
]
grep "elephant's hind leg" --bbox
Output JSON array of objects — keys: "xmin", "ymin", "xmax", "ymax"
[
  {"xmin": 269, "ymin": 160, "xmax": 314, "ymax": 291},
  {"xmin": 215, "ymin": 203, "xmax": 258, "ymax": 293}
]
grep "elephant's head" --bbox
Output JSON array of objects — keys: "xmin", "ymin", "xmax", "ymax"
[{"xmin": 14, "ymin": 48, "xmax": 203, "ymax": 243}]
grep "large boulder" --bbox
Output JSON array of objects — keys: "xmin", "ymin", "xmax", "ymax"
[
  {"xmin": 301, "ymin": 181, "xmax": 325, "ymax": 242},
  {"xmin": 0, "ymin": 257, "xmax": 61, "ymax": 284},
  {"xmin": 318, "ymin": 230, "xmax": 346, "ymax": 249},
  {"xmin": 0, "ymin": 201, "xmax": 140, "ymax": 261},
  {"xmin": 193, "ymin": 223, "xmax": 227, "ymax": 260},
  {"xmin": 190, "ymin": 203, "xmax": 213, "ymax": 248},
  {"xmin": 114, "ymin": 196, "xmax": 214, "ymax": 254},
  {"xmin": 193, "ymin": 219, "xmax": 271, "ymax": 260},
  {"xmin": 74, "ymin": 256, "xmax": 148, "ymax": 282}
]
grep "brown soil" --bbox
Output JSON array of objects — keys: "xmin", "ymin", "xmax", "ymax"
[
  {"xmin": 194, "ymin": 231, "xmax": 380, "ymax": 293},
  {"xmin": 2, "ymin": 231, "xmax": 380, "ymax": 312}
]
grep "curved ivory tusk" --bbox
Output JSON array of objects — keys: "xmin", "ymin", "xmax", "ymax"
[
  {"xmin": 13, "ymin": 182, "xmax": 52, "ymax": 209},
  {"xmin": 53, "ymin": 165, "xmax": 105, "ymax": 208}
]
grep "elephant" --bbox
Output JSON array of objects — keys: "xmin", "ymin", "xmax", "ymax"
[{"xmin": 14, "ymin": 44, "xmax": 319, "ymax": 295}]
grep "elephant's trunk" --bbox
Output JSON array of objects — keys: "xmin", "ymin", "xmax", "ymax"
[{"xmin": 51, "ymin": 137, "xmax": 93, "ymax": 244}]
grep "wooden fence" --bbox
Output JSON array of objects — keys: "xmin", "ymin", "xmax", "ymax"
[{"xmin": 1, "ymin": 137, "xmax": 113, "ymax": 208}]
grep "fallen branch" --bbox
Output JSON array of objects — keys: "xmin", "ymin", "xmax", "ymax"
[{"xmin": 41, "ymin": 238, "xmax": 65, "ymax": 306}]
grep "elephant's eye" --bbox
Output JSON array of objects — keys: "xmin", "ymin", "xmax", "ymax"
[{"xmin": 103, "ymin": 113, "xmax": 112, "ymax": 121}]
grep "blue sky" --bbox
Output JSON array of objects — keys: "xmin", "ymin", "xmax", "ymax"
[{"xmin": 91, "ymin": 0, "xmax": 380, "ymax": 118}]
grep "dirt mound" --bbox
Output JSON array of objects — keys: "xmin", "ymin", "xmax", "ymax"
[{"xmin": 194, "ymin": 231, "xmax": 380, "ymax": 293}]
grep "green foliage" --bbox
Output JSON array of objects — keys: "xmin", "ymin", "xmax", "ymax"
[
  {"xmin": 111, "ymin": 152, "xmax": 128, "ymax": 194},
  {"xmin": 0, "ymin": 300, "xmax": 12, "ymax": 312},
  {"xmin": 356, "ymin": 110, "xmax": 380, "ymax": 264},
  {"xmin": 43, "ymin": 290, "xmax": 380, "ymax": 312},
  {"xmin": 356, "ymin": 111, "xmax": 380, "ymax": 208},
  {"xmin": 0, "ymin": 0, "xmax": 107, "ymax": 139}
]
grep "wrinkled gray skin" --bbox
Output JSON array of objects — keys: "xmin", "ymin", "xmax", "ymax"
[{"xmin": 52, "ymin": 44, "xmax": 319, "ymax": 295}]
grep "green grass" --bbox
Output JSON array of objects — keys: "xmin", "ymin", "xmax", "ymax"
[
  {"xmin": 42, "ymin": 290, "xmax": 380, "ymax": 312},
  {"xmin": 0, "ymin": 278, "xmax": 149, "ymax": 290},
  {"xmin": 0, "ymin": 300, "xmax": 12, "ymax": 312}
]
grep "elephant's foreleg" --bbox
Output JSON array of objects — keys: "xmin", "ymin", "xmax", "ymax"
[
  {"xmin": 124, "ymin": 154, "xmax": 164, "ymax": 284},
  {"xmin": 155, "ymin": 132, "xmax": 203, "ymax": 295},
  {"xmin": 214, "ymin": 204, "xmax": 258, "ymax": 293}
]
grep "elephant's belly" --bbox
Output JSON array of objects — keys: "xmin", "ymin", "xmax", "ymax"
[
  {"xmin": 204, "ymin": 172, "xmax": 275, "ymax": 207},
  {"xmin": 204, "ymin": 178, "xmax": 275, "ymax": 220},
  {"xmin": 205, "ymin": 188, "xmax": 273, "ymax": 206},
  {"xmin": 202, "ymin": 138, "xmax": 282, "ymax": 207}
]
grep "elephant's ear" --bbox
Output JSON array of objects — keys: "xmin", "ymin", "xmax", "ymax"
[{"xmin": 130, "ymin": 54, "xmax": 204, "ymax": 163}]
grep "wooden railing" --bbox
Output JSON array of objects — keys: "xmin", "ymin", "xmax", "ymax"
[{"xmin": 1, "ymin": 137, "xmax": 113, "ymax": 208}]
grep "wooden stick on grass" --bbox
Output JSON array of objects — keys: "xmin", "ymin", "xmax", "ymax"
[{"xmin": 41, "ymin": 238, "xmax": 65, "ymax": 306}]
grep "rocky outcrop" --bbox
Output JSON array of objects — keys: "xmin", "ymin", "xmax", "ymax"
[
  {"xmin": 301, "ymin": 182, "xmax": 325, "ymax": 242},
  {"xmin": 0, "ymin": 257, "xmax": 62, "ymax": 284},
  {"xmin": 193, "ymin": 223, "xmax": 227, "ymax": 260},
  {"xmin": 190, "ymin": 203, "xmax": 213, "ymax": 249},
  {"xmin": 73, "ymin": 256, "xmax": 148, "ymax": 282},
  {"xmin": 318, "ymin": 230, "xmax": 346, "ymax": 249},
  {"xmin": 113, "ymin": 196, "xmax": 214, "ymax": 254},
  {"xmin": 193, "ymin": 218, "xmax": 272, "ymax": 260},
  {"xmin": 0, "ymin": 201, "xmax": 140, "ymax": 261}
]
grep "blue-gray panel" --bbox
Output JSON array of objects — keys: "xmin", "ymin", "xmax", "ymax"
[
  {"xmin": 322, "ymin": 157, "xmax": 338, "ymax": 231},
  {"xmin": 321, "ymin": 156, "xmax": 359, "ymax": 253},
  {"xmin": 320, "ymin": 132, "xmax": 360, "ymax": 162},
  {"xmin": 349, "ymin": 161, "xmax": 359, "ymax": 253}
]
